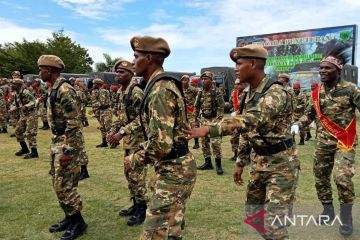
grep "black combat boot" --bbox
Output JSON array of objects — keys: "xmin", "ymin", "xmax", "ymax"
[
  {"xmin": 119, "ymin": 197, "xmax": 137, "ymax": 217},
  {"xmin": 298, "ymin": 137, "xmax": 305, "ymax": 145},
  {"xmin": 61, "ymin": 212, "xmax": 87, "ymax": 240},
  {"xmin": 192, "ymin": 138, "xmax": 200, "ymax": 149},
  {"xmin": 10, "ymin": 133, "xmax": 15, "ymax": 137},
  {"xmin": 49, "ymin": 215, "xmax": 71, "ymax": 233},
  {"xmin": 96, "ymin": 138, "xmax": 108, "ymax": 148},
  {"xmin": 317, "ymin": 203, "xmax": 335, "ymax": 225},
  {"xmin": 215, "ymin": 158, "xmax": 224, "ymax": 175},
  {"xmin": 15, "ymin": 141, "xmax": 30, "ymax": 156},
  {"xmin": 24, "ymin": 148, "xmax": 39, "ymax": 159},
  {"xmin": 197, "ymin": 157, "xmax": 214, "ymax": 170},
  {"xmin": 3, "ymin": 127, "xmax": 7, "ymax": 133},
  {"xmin": 42, "ymin": 121, "xmax": 50, "ymax": 130},
  {"xmin": 230, "ymin": 150, "xmax": 238, "ymax": 161},
  {"xmin": 79, "ymin": 165, "xmax": 90, "ymax": 180},
  {"xmin": 127, "ymin": 203, "xmax": 147, "ymax": 226},
  {"xmin": 305, "ymin": 131, "xmax": 312, "ymax": 141},
  {"xmin": 339, "ymin": 204, "xmax": 353, "ymax": 236}
]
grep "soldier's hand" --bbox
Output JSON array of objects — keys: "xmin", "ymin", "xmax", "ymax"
[
  {"xmin": 233, "ymin": 166, "xmax": 244, "ymax": 186},
  {"xmin": 184, "ymin": 126, "xmax": 209, "ymax": 139},
  {"xmin": 109, "ymin": 132, "xmax": 122, "ymax": 145},
  {"xmin": 124, "ymin": 155, "xmax": 131, "ymax": 173}
]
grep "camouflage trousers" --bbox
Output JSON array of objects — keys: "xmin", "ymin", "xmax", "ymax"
[
  {"xmin": 140, "ymin": 154, "xmax": 197, "ymax": 240},
  {"xmin": 15, "ymin": 111, "xmax": 38, "ymax": 148},
  {"xmin": 0, "ymin": 102, "xmax": 7, "ymax": 128},
  {"xmin": 79, "ymin": 106, "xmax": 88, "ymax": 124},
  {"xmin": 9, "ymin": 107, "xmax": 19, "ymax": 128},
  {"xmin": 124, "ymin": 149, "xmax": 148, "ymax": 204},
  {"xmin": 245, "ymin": 169, "xmax": 295, "ymax": 240},
  {"xmin": 98, "ymin": 109, "xmax": 112, "ymax": 138},
  {"xmin": 201, "ymin": 135, "xmax": 222, "ymax": 159},
  {"xmin": 38, "ymin": 104, "xmax": 47, "ymax": 123},
  {"xmin": 313, "ymin": 141, "xmax": 356, "ymax": 204},
  {"xmin": 237, "ymin": 135, "xmax": 251, "ymax": 165},
  {"xmin": 50, "ymin": 137, "xmax": 82, "ymax": 216},
  {"xmin": 230, "ymin": 128, "xmax": 240, "ymax": 153}
]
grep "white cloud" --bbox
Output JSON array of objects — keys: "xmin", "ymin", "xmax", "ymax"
[{"xmin": 54, "ymin": 0, "xmax": 134, "ymax": 19}]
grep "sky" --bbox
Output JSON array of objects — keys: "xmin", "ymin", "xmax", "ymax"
[{"xmin": 0, "ymin": 0, "xmax": 359, "ymax": 74}]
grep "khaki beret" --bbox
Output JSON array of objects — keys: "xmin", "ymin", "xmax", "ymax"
[
  {"xmin": 114, "ymin": 60, "xmax": 134, "ymax": 73},
  {"xmin": 230, "ymin": 44, "xmax": 268, "ymax": 62},
  {"xmin": 11, "ymin": 78, "xmax": 24, "ymax": 85},
  {"xmin": 278, "ymin": 73, "xmax": 290, "ymax": 79},
  {"xmin": 11, "ymin": 71, "xmax": 21, "ymax": 77},
  {"xmin": 130, "ymin": 36, "xmax": 171, "ymax": 58},
  {"xmin": 201, "ymin": 71, "xmax": 214, "ymax": 80},
  {"xmin": 234, "ymin": 78, "xmax": 241, "ymax": 84},
  {"xmin": 92, "ymin": 78, "xmax": 103, "ymax": 84},
  {"xmin": 181, "ymin": 74, "xmax": 190, "ymax": 80},
  {"xmin": 37, "ymin": 55, "xmax": 65, "ymax": 70}
]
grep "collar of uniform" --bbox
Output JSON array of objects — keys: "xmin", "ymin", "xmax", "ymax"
[
  {"xmin": 52, "ymin": 77, "xmax": 65, "ymax": 90},
  {"xmin": 146, "ymin": 68, "xmax": 164, "ymax": 87},
  {"xmin": 246, "ymin": 75, "xmax": 268, "ymax": 101}
]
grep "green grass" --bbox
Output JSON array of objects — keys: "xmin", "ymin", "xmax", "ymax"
[{"xmin": 1, "ymin": 111, "xmax": 360, "ymax": 240}]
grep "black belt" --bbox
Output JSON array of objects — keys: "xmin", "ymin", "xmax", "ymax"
[
  {"xmin": 163, "ymin": 143, "xmax": 189, "ymax": 160},
  {"xmin": 252, "ymin": 138, "xmax": 293, "ymax": 156}
]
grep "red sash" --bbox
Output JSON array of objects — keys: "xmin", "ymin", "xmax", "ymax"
[
  {"xmin": 186, "ymin": 105, "xmax": 195, "ymax": 113},
  {"xmin": 312, "ymin": 86, "xmax": 356, "ymax": 151},
  {"xmin": 233, "ymin": 89, "xmax": 239, "ymax": 111}
]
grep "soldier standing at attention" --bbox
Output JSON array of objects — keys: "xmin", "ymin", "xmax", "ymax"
[
  {"xmin": 186, "ymin": 44, "xmax": 298, "ymax": 240},
  {"xmin": 181, "ymin": 74, "xmax": 199, "ymax": 150},
  {"xmin": 0, "ymin": 78, "xmax": 9, "ymax": 133},
  {"xmin": 38, "ymin": 55, "xmax": 87, "ymax": 240},
  {"xmin": 292, "ymin": 82, "xmax": 307, "ymax": 145},
  {"xmin": 74, "ymin": 79, "xmax": 89, "ymax": 127},
  {"xmin": 11, "ymin": 78, "xmax": 39, "ymax": 159},
  {"xmin": 228, "ymin": 78, "xmax": 247, "ymax": 161},
  {"xmin": 123, "ymin": 36, "xmax": 197, "ymax": 240},
  {"xmin": 9, "ymin": 71, "xmax": 21, "ymax": 137},
  {"xmin": 32, "ymin": 78, "xmax": 50, "ymax": 130},
  {"xmin": 195, "ymin": 71, "xmax": 225, "ymax": 175},
  {"xmin": 298, "ymin": 39, "xmax": 360, "ymax": 236},
  {"xmin": 107, "ymin": 59, "xmax": 147, "ymax": 226}
]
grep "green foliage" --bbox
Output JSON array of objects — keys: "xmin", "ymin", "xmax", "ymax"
[
  {"xmin": 0, "ymin": 31, "xmax": 93, "ymax": 78},
  {"xmin": 94, "ymin": 53, "xmax": 122, "ymax": 72}
]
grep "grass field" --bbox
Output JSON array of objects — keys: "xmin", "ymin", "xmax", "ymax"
[{"xmin": 1, "ymin": 112, "xmax": 360, "ymax": 240}]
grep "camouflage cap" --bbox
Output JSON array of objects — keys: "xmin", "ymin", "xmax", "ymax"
[
  {"xmin": 278, "ymin": 73, "xmax": 290, "ymax": 79},
  {"xmin": 114, "ymin": 60, "xmax": 134, "ymax": 73},
  {"xmin": 230, "ymin": 44, "xmax": 268, "ymax": 62},
  {"xmin": 92, "ymin": 78, "xmax": 103, "ymax": 84},
  {"xmin": 11, "ymin": 71, "xmax": 21, "ymax": 77},
  {"xmin": 130, "ymin": 36, "xmax": 170, "ymax": 58},
  {"xmin": 234, "ymin": 78, "xmax": 241, "ymax": 84},
  {"xmin": 201, "ymin": 71, "xmax": 214, "ymax": 80},
  {"xmin": 11, "ymin": 78, "xmax": 24, "ymax": 85},
  {"xmin": 181, "ymin": 74, "xmax": 190, "ymax": 80},
  {"xmin": 37, "ymin": 55, "xmax": 65, "ymax": 70}
]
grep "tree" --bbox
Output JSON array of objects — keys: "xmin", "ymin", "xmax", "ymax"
[
  {"xmin": 0, "ymin": 31, "xmax": 94, "ymax": 77},
  {"xmin": 94, "ymin": 53, "xmax": 122, "ymax": 72}
]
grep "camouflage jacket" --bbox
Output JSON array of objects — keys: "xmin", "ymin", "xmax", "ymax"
[
  {"xmin": 111, "ymin": 83, "xmax": 144, "ymax": 150},
  {"xmin": 195, "ymin": 87, "xmax": 225, "ymax": 120},
  {"xmin": 183, "ymin": 85, "xmax": 198, "ymax": 108},
  {"xmin": 0, "ymin": 85, "xmax": 8, "ymax": 104},
  {"xmin": 209, "ymin": 76, "xmax": 298, "ymax": 171},
  {"xmin": 91, "ymin": 89, "xmax": 100, "ymax": 112},
  {"xmin": 47, "ymin": 77, "xmax": 84, "ymax": 150},
  {"xmin": 98, "ymin": 89, "xmax": 111, "ymax": 109},
  {"xmin": 293, "ymin": 92, "xmax": 307, "ymax": 121},
  {"xmin": 229, "ymin": 89, "xmax": 245, "ymax": 112},
  {"xmin": 300, "ymin": 78, "xmax": 360, "ymax": 145},
  {"xmin": 131, "ymin": 70, "xmax": 190, "ymax": 168},
  {"xmin": 14, "ymin": 86, "xmax": 36, "ymax": 116},
  {"xmin": 75, "ymin": 89, "xmax": 87, "ymax": 111}
]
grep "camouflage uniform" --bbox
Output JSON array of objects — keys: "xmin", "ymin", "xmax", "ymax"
[
  {"xmin": 75, "ymin": 86, "xmax": 88, "ymax": 127},
  {"xmin": 91, "ymin": 88, "xmax": 101, "ymax": 124},
  {"xmin": 130, "ymin": 72, "xmax": 197, "ymax": 240},
  {"xmin": 183, "ymin": 84, "xmax": 198, "ymax": 127},
  {"xmin": 228, "ymin": 89, "xmax": 244, "ymax": 155},
  {"xmin": 292, "ymin": 91, "xmax": 307, "ymax": 140},
  {"xmin": 209, "ymin": 76, "xmax": 298, "ymax": 240},
  {"xmin": 299, "ymin": 79, "xmax": 360, "ymax": 205},
  {"xmin": 92, "ymin": 88, "xmax": 112, "ymax": 139},
  {"xmin": 14, "ymin": 86, "xmax": 38, "ymax": 148},
  {"xmin": 0, "ymin": 80, "xmax": 9, "ymax": 131},
  {"xmin": 34, "ymin": 83, "xmax": 48, "ymax": 126},
  {"xmin": 111, "ymin": 83, "xmax": 147, "ymax": 204},
  {"xmin": 48, "ymin": 77, "xmax": 84, "ymax": 216},
  {"xmin": 9, "ymin": 91, "xmax": 20, "ymax": 130},
  {"xmin": 195, "ymin": 87, "xmax": 224, "ymax": 159}
]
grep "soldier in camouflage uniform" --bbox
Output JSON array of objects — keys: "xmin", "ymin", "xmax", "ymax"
[
  {"xmin": 181, "ymin": 74, "xmax": 199, "ymax": 149},
  {"xmin": 0, "ymin": 78, "xmax": 9, "ymax": 133},
  {"xmin": 38, "ymin": 55, "xmax": 87, "ymax": 240},
  {"xmin": 32, "ymin": 78, "xmax": 50, "ymax": 130},
  {"xmin": 195, "ymin": 71, "xmax": 225, "ymax": 175},
  {"xmin": 110, "ymin": 84, "xmax": 119, "ymax": 109},
  {"xmin": 8, "ymin": 71, "xmax": 21, "ymax": 137},
  {"xmin": 299, "ymin": 40, "xmax": 359, "ymax": 236},
  {"xmin": 74, "ymin": 79, "xmax": 89, "ymax": 127},
  {"xmin": 292, "ymin": 82, "xmax": 307, "ymax": 145},
  {"xmin": 187, "ymin": 44, "xmax": 298, "ymax": 240},
  {"xmin": 107, "ymin": 59, "xmax": 147, "ymax": 226},
  {"xmin": 228, "ymin": 78, "xmax": 247, "ymax": 161},
  {"xmin": 124, "ymin": 36, "xmax": 197, "ymax": 240},
  {"xmin": 91, "ymin": 78, "xmax": 112, "ymax": 148},
  {"xmin": 11, "ymin": 78, "xmax": 39, "ymax": 159}
]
